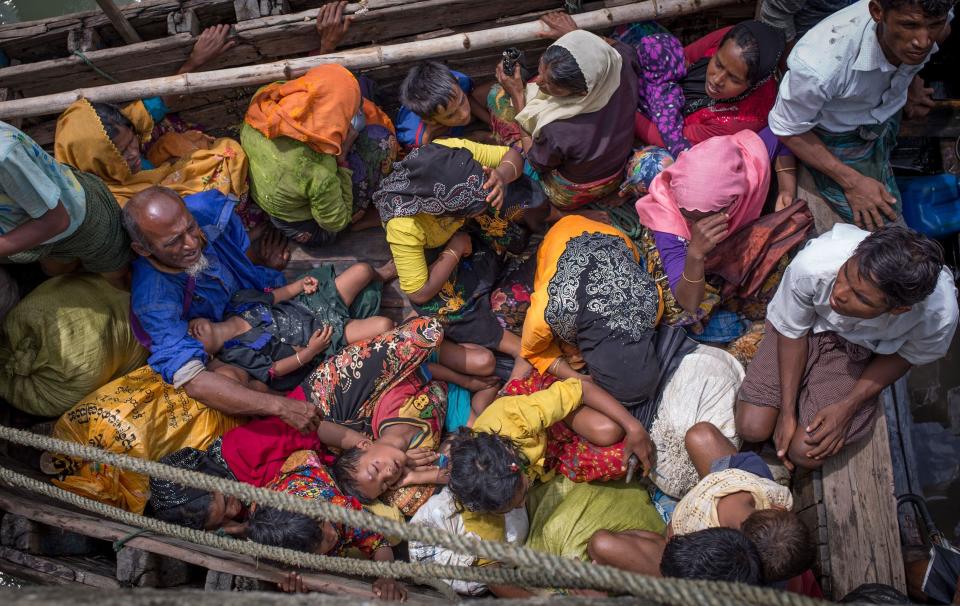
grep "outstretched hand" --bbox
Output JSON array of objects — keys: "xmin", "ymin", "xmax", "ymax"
[
  {"xmin": 317, "ymin": 1, "xmax": 353, "ymax": 54},
  {"xmin": 185, "ymin": 25, "xmax": 237, "ymax": 71},
  {"xmin": 538, "ymin": 11, "xmax": 579, "ymax": 39}
]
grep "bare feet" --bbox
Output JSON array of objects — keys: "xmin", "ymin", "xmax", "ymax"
[{"xmin": 374, "ymin": 260, "xmax": 398, "ymax": 283}]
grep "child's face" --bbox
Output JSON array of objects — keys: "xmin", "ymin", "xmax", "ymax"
[
  {"xmin": 350, "ymin": 442, "xmax": 409, "ymax": 500},
  {"xmin": 188, "ymin": 318, "xmax": 225, "ymax": 355},
  {"xmin": 314, "ymin": 520, "xmax": 340, "ymax": 555},
  {"xmin": 495, "ymin": 474, "xmax": 530, "ymax": 514},
  {"xmin": 427, "ymin": 85, "xmax": 472, "ymax": 127},
  {"xmin": 205, "ymin": 491, "xmax": 245, "ymax": 530}
]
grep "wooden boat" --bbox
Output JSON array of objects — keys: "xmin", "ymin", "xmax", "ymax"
[{"xmin": 0, "ymin": 0, "xmax": 937, "ymax": 600}]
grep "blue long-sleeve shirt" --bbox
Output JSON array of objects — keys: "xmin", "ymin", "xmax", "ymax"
[{"xmin": 130, "ymin": 190, "xmax": 284, "ymax": 385}]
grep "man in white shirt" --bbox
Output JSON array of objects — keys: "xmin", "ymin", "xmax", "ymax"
[
  {"xmin": 768, "ymin": 0, "xmax": 952, "ymax": 230},
  {"xmin": 736, "ymin": 224, "xmax": 958, "ymax": 470}
]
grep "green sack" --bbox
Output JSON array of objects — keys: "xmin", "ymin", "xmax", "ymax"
[
  {"xmin": 0, "ymin": 275, "xmax": 147, "ymax": 417},
  {"xmin": 525, "ymin": 475, "xmax": 666, "ymax": 560}
]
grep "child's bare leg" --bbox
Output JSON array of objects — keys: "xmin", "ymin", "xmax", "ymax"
[
  {"xmin": 343, "ymin": 317, "xmax": 396, "ymax": 343},
  {"xmin": 468, "ymin": 385, "xmax": 500, "ymax": 426},
  {"xmin": 333, "ymin": 263, "xmax": 378, "ymax": 306},
  {"xmin": 564, "ymin": 406, "xmax": 625, "ymax": 446},
  {"xmin": 684, "ymin": 422, "xmax": 738, "ymax": 479},
  {"xmin": 438, "ymin": 340, "xmax": 496, "ymax": 376},
  {"xmin": 497, "ymin": 330, "xmax": 533, "ymax": 380}
]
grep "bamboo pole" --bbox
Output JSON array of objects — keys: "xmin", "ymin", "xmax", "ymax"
[
  {"xmin": 94, "ymin": 0, "xmax": 143, "ymax": 44},
  {"xmin": 0, "ymin": 0, "xmax": 741, "ymax": 120}
]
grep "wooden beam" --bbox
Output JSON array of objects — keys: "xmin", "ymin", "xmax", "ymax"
[
  {"xmin": 0, "ymin": 0, "xmax": 743, "ymax": 120},
  {"xmin": 820, "ymin": 408, "xmax": 907, "ymax": 598},
  {"xmin": 94, "ymin": 0, "xmax": 143, "ymax": 44}
]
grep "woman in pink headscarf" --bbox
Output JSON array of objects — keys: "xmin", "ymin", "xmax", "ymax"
[{"xmin": 634, "ymin": 130, "xmax": 772, "ymax": 321}]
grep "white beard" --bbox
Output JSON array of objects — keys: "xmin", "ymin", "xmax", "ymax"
[{"xmin": 184, "ymin": 253, "xmax": 210, "ymax": 278}]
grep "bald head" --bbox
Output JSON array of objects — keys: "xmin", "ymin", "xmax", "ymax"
[{"xmin": 123, "ymin": 186, "xmax": 204, "ymax": 270}]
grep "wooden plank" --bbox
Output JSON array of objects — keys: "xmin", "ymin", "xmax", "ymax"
[
  {"xmin": 95, "ymin": 0, "xmax": 144, "ymax": 44},
  {"xmin": 0, "ymin": 545, "xmax": 120, "ymax": 589},
  {"xmin": 820, "ymin": 408, "xmax": 907, "ymax": 598},
  {"xmin": 0, "ymin": 486, "xmax": 445, "ymax": 602}
]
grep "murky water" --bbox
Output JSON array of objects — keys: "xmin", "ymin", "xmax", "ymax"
[{"xmin": 0, "ymin": 0, "xmax": 141, "ymax": 25}]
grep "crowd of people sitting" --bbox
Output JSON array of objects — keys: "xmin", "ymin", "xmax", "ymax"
[{"xmin": 1, "ymin": 0, "xmax": 958, "ymax": 600}]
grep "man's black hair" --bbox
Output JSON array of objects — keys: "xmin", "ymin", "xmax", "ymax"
[
  {"xmin": 875, "ymin": 0, "xmax": 954, "ymax": 17},
  {"xmin": 331, "ymin": 446, "xmax": 374, "ymax": 504},
  {"xmin": 660, "ymin": 527, "xmax": 765, "ymax": 585},
  {"xmin": 399, "ymin": 61, "xmax": 461, "ymax": 120},
  {"xmin": 854, "ymin": 225, "xmax": 944, "ymax": 308}
]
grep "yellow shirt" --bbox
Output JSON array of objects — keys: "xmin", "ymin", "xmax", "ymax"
[
  {"xmin": 521, "ymin": 216, "xmax": 657, "ymax": 374},
  {"xmin": 464, "ymin": 378, "xmax": 585, "ymax": 551},
  {"xmin": 433, "ymin": 137, "xmax": 509, "ymax": 169},
  {"xmin": 473, "ymin": 378, "xmax": 584, "ymax": 483},
  {"xmin": 384, "ymin": 215, "xmax": 464, "ymax": 293}
]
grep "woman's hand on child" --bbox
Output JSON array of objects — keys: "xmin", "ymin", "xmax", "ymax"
[
  {"xmin": 406, "ymin": 448, "xmax": 439, "ymax": 468},
  {"xmin": 301, "ymin": 276, "xmax": 319, "ymax": 295},
  {"xmin": 482, "ymin": 166, "xmax": 506, "ymax": 210},
  {"xmin": 307, "ymin": 325, "xmax": 334, "ymax": 354},
  {"xmin": 621, "ymin": 423, "xmax": 655, "ymax": 479},
  {"xmin": 372, "ymin": 577, "xmax": 407, "ymax": 601}
]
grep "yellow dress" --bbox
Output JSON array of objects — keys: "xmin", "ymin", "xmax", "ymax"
[
  {"xmin": 463, "ymin": 378, "xmax": 584, "ymax": 547},
  {"xmin": 54, "ymin": 98, "xmax": 248, "ymax": 206}
]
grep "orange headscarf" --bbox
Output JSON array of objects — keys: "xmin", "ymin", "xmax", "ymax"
[{"xmin": 244, "ymin": 64, "xmax": 394, "ymax": 156}]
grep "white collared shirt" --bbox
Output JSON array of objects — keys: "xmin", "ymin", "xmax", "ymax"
[
  {"xmin": 767, "ymin": 224, "xmax": 959, "ymax": 365},
  {"xmin": 768, "ymin": 0, "xmax": 942, "ymax": 136}
]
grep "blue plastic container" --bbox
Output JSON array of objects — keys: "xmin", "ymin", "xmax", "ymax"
[{"xmin": 897, "ymin": 174, "xmax": 960, "ymax": 238}]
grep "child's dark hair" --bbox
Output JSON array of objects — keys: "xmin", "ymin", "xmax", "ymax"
[
  {"xmin": 399, "ymin": 61, "xmax": 460, "ymax": 120},
  {"xmin": 91, "ymin": 102, "xmax": 135, "ymax": 140},
  {"xmin": 150, "ymin": 492, "xmax": 213, "ymax": 530},
  {"xmin": 540, "ymin": 45, "xmax": 588, "ymax": 95},
  {"xmin": 660, "ymin": 527, "xmax": 765, "ymax": 585},
  {"xmin": 247, "ymin": 506, "xmax": 325, "ymax": 553},
  {"xmin": 742, "ymin": 509, "xmax": 814, "ymax": 582},
  {"xmin": 331, "ymin": 447, "xmax": 374, "ymax": 504},
  {"xmin": 447, "ymin": 429, "xmax": 524, "ymax": 514}
]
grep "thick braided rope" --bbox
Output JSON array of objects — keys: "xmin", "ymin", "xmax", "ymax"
[{"xmin": 0, "ymin": 425, "xmax": 823, "ymax": 606}]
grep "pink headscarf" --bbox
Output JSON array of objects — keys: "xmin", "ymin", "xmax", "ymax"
[{"xmin": 634, "ymin": 130, "xmax": 770, "ymax": 240}]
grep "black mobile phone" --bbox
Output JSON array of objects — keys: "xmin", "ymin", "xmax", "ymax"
[{"xmin": 502, "ymin": 47, "xmax": 523, "ymax": 76}]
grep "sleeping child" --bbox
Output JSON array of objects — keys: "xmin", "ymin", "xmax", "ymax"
[{"xmin": 187, "ymin": 262, "xmax": 396, "ymax": 391}]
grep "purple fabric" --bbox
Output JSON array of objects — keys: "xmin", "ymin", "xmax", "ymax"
[
  {"xmin": 757, "ymin": 126, "xmax": 792, "ymax": 159},
  {"xmin": 634, "ymin": 33, "xmax": 690, "ymax": 157},
  {"xmin": 653, "ymin": 230, "xmax": 689, "ymax": 292}
]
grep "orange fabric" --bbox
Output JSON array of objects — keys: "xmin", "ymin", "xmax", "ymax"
[{"xmin": 244, "ymin": 65, "xmax": 393, "ymax": 156}]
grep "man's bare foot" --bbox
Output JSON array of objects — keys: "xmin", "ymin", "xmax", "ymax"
[
  {"xmin": 508, "ymin": 355, "xmax": 533, "ymax": 382},
  {"xmin": 374, "ymin": 260, "xmax": 398, "ymax": 282}
]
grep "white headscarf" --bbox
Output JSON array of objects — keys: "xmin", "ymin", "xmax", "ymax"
[{"xmin": 515, "ymin": 29, "xmax": 623, "ymax": 138}]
